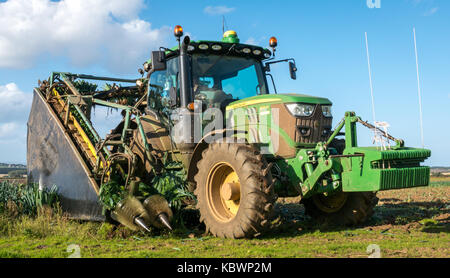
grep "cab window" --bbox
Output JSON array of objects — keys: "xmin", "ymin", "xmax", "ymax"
[{"xmin": 148, "ymin": 57, "xmax": 179, "ymax": 110}]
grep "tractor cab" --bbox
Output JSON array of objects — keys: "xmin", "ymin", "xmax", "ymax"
[
  {"xmin": 143, "ymin": 27, "xmax": 314, "ymax": 153},
  {"xmin": 190, "ymin": 52, "xmax": 268, "ymax": 111},
  {"xmin": 144, "ymin": 28, "xmax": 296, "ymax": 115}
]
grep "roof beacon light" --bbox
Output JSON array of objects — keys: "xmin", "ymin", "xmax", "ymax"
[
  {"xmin": 269, "ymin": 36, "xmax": 277, "ymax": 56},
  {"xmin": 174, "ymin": 25, "xmax": 183, "ymax": 39},
  {"xmin": 222, "ymin": 30, "xmax": 240, "ymax": 44},
  {"xmin": 269, "ymin": 37, "xmax": 278, "ymax": 48}
]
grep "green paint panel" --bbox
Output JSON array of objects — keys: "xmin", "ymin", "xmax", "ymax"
[
  {"xmin": 227, "ymin": 93, "xmax": 332, "ymax": 108},
  {"xmin": 379, "ymin": 148, "xmax": 431, "ymax": 160},
  {"xmin": 341, "ymin": 146, "xmax": 431, "ymax": 192},
  {"xmin": 379, "ymin": 167, "xmax": 430, "ymax": 190}
]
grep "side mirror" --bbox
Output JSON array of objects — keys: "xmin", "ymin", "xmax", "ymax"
[
  {"xmin": 289, "ymin": 61, "xmax": 297, "ymax": 80},
  {"xmin": 169, "ymin": 86, "xmax": 178, "ymax": 107},
  {"xmin": 151, "ymin": 51, "xmax": 166, "ymax": 71}
]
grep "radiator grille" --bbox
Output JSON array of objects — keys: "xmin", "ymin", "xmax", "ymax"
[{"xmin": 294, "ymin": 104, "xmax": 332, "ymax": 144}]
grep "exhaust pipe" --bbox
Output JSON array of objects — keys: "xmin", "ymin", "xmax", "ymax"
[{"xmin": 179, "ymin": 35, "xmax": 192, "ymax": 108}]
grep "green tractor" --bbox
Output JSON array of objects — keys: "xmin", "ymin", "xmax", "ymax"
[{"xmin": 27, "ymin": 26, "xmax": 431, "ymax": 238}]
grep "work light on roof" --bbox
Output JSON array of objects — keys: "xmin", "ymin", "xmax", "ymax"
[
  {"xmin": 199, "ymin": 44, "xmax": 209, "ymax": 50},
  {"xmin": 212, "ymin": 44, "xmax": 222, "ymax": 51},
  {"xmin": 253, "ymin": 49, "xmax": 262, "ymax": 55}
]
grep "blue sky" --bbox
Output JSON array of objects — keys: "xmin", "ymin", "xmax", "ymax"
[{"xmin": 0, "ymin": 0, "xmax": 448, "ymax": 166}]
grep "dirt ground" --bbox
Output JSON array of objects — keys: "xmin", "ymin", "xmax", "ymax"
[
  {"xmin": 0, "ymin": 179, "xmax": 448, "ymax": 258},
  {"xmin": 275, "ymin": 182, "xmax": 449, "ymax": 234}
]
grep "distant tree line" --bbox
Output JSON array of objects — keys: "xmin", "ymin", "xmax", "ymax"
[
  {"xmin": 0, "ymin": 163, "xmax": 26, "ymax": 168},
  {"xmin": 7, "ymin": 170, "xmax": 27, "ymax": 178},
  {"xmin": 0, "ymin": 168, "xmax": 26, "ymax": 175}
]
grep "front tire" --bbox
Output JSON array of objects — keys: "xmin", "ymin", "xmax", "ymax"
[
  {"xmin": 302, "ymin": 192, "xmax": 379, "ymax": 226},
  {"xmin": 194, "ymin": 142, "xmax": 275, "ymax": 239}
]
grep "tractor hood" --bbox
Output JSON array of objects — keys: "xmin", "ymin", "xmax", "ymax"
[{"xmin": 226, "ymin": 93, "xmax": 332, "ymax": 110}]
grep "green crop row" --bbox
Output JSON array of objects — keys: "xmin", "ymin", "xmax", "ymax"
[{"xmin": 0, "ymin": 181, "xmax": 59, "ymax": 216}]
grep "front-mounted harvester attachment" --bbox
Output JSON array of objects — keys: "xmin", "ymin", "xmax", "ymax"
[{"xmin": 27, "ymin": 72, "xmax": 177, "ymax": 231}]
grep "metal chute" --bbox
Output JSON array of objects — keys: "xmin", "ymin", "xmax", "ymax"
[
  {"xmin": 27, "ymin": 89, "xmax": 104, "ymax": 220},
  {"xmin": 27, "ymin": 72, "xmax": 175, "ymax": 231}
]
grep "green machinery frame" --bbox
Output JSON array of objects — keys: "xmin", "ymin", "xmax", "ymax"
[
  {"xmin": 47, "ymin": 72, "xmax": 158, "ymax": 179},
  {"xmin": 276, "ymin": 112, "xmax": 431, "ymax": 198}
]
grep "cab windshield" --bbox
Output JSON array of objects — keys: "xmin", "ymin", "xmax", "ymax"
[{"xmin": 191, "ymin": 54, "xmax": 268, "ymax": 108}]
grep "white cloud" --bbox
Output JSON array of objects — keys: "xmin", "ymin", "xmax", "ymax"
[
  {"xmin": 204, "ymin": 5, "xmax": 235, "ymax": 15},
  {"xmin": 0, "ymin": 83, "xmax": 28, "ymax": 163},
  {"xmin": 408, "ymin": 0, "xmax": 439, "ymax": 16},
  {"xmin": 424, "ymin": 7, "xmax": 438, "ymax": 16},
  {"xmin": 0, "ymin": 83, "xmax": 32, "ymax": 123},
  {"xmin": 0, "ymin": 82, "xmax": 124, "ymax": 163},
  {"xmin": 0, "ymin": 122, "xmax": 19, "ymax": 138},
  {"xmin": 244, "ymin": 36, "xmax": 267, "ymax": 46},
  {"xmin": 245, "ymin": 37, "xmax": 257, "ymax": 45},
  {"xmin": 0, "ymin": 120, "xmax": 26, "ymax": 163},
  {"xmin": 0, "ymin": 0, "xmax": 171, "ymax": 73},
  {"xmin": 0, "ymin": 83, "xmax": 30, "ymax": 138}
]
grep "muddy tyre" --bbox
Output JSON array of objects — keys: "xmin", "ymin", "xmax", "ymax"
[
  {"xmin": 194, "ymin": 142, "xmax": 276, "ymax": 239},
  {"xmin": 302, "ymin": 192, "xmax": 379, "ymax": 226}
]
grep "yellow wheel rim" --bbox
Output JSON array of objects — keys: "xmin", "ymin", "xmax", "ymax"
[
  {"xmin": 206, "ymin": 162, "xmax": 241, "ymax": 222},
  {"xmin": 312, "ymin": 192, "xmax": 348, "ymax": 213}
]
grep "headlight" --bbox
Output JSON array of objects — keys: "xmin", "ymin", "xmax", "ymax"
[
  {"xmin": 242, "ymin": 48, "xmax": 251, "ymax": 54},
  {"xmin": 322, "ymin": 105, "xmax": 332, "ymax": 117},
  {"xmin": 286, "ymin": 103, "xmax": 315, "ymax": 117}
]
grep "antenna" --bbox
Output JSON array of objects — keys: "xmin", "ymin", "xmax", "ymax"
[
  {"xmin": 413, "ymin": 27, "xmax": 425, "ymax": 148},
  {"xmin": 365, "ymin": 32, "xmax": 377, "ymax": 125},
  {"xmin": 222, "ymin": 16, "xmax": 229, "ymax": 33}
]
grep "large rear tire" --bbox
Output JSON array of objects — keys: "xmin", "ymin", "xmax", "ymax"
[
  {"xmin": 302, "ymin": 192, "xmax": 379, "ymax": 226},
  {"xmin": 194, "ymin": 142, "xmax": 276, "ymax": 238}
]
